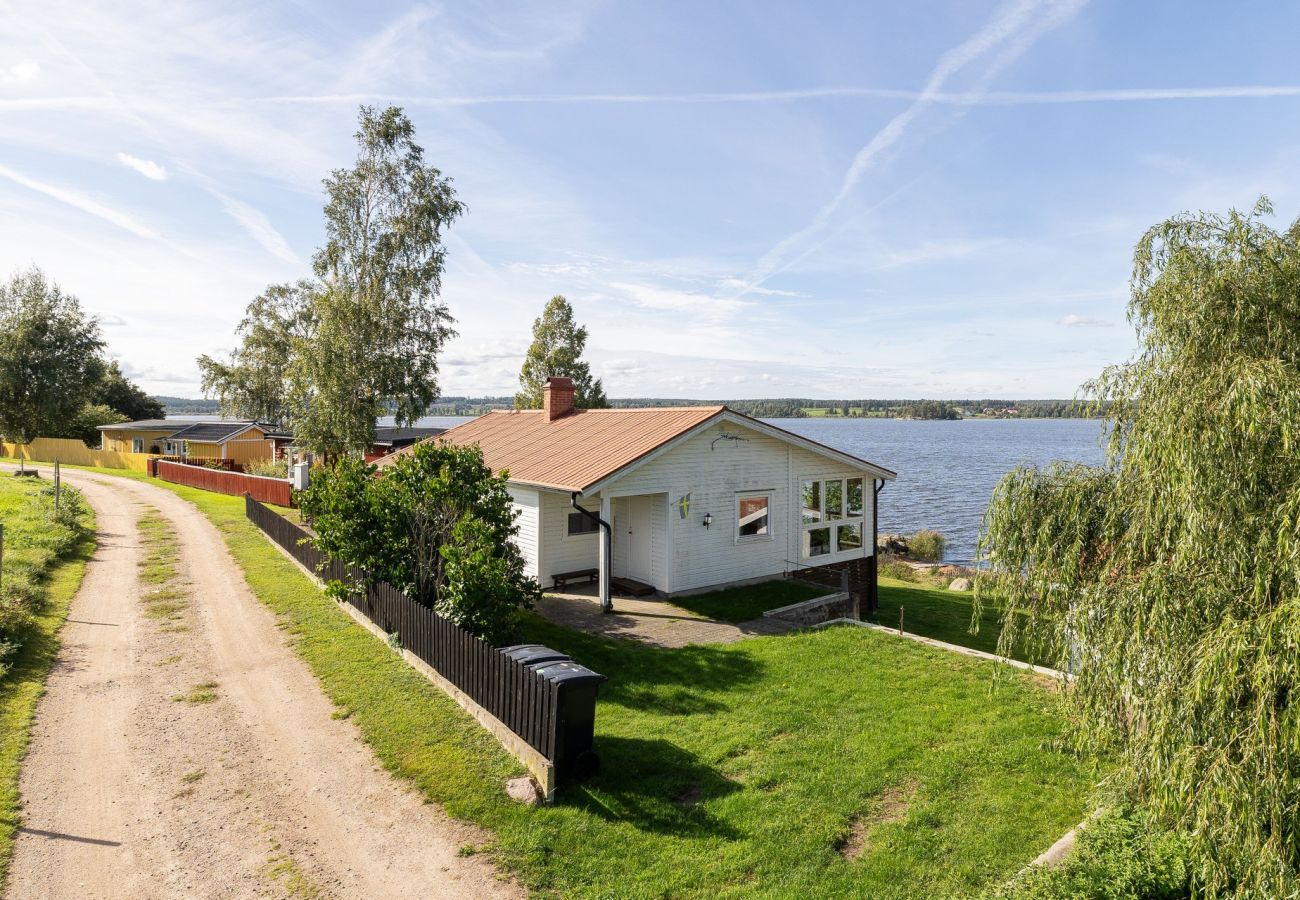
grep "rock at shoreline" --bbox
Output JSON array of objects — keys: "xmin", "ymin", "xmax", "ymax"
[{"xmin": 876, "ymin": 533, "xmax": 910, "ymax": 556}]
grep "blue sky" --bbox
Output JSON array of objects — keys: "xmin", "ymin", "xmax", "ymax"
[{"xmin": 3, "ymin": 1, "xmax": 1299, "ymax": 400}]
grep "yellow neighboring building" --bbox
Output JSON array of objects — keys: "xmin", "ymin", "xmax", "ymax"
[
  {"xmin": 98, "ymin": 419, "xmax": 182, "ymax": 454},
  {"xmin": 97, "ymin": 419, "xmax": 275, "ymax": 466}
]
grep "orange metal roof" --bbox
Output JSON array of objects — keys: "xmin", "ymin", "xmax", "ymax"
[{"xmin": 378, "ymin": 407, "xmax": 726, "ymax": 491}]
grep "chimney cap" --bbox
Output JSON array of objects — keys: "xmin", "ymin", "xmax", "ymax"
[{"xmin": 545, "ymin": 376, "xmax": 575, "ymax": 389}]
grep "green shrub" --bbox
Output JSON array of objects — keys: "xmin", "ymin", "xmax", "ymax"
[
  {"xmin": 298, "ymin": 443, "xmax": 539, "ymax": 645},
  {"xmin": 909, "ymin": 529, "xmax": 946, "ymax": 561},
  {"xmin": 878, "ymin": 556, "xmax": 919, "ymax": 582},
  {"xmin": 246, "ymin": 459, "xmax": 289, "ymax": 479}
]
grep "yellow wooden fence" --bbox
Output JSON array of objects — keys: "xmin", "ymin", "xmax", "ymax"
[{"xmin": 0, "ymin": 437, "xmax": 158, "ymax": 472}]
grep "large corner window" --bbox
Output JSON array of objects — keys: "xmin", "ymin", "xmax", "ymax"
[
  {"xmin": 800, "ymin": 476, "xmax": 866, "ymax": 559},
  {"xmin": 567, "ymin": 511, "xmax": 600, "ymax": 536},
  {"xmin": 736, "ymin": 493, "xmax": 772, "ymax": 541}
]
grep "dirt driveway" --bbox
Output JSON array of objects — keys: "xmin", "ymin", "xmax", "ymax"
[{"xmin": 4, "ymin": 467, "xmax": 519, "ymax": 899}]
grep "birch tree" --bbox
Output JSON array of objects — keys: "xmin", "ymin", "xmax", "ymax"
[
  {"xmin": 515, "ymin": 295, "xmax": 607, "ymax": 409},
  {"xmin": 200, "ymin": 106, "xmax": 463, "ymax": 455}
]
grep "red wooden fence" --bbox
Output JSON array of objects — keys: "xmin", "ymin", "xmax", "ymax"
[{"xmin": 156, "ymin": 459, "xmax": 293, "ymax": 507}]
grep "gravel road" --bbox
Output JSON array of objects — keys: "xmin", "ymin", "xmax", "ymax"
[{"xmin": 4, "ymin": 466, "xmax": 519, "ymax": 899}]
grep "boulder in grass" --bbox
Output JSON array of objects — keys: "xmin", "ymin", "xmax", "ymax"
[
  {"xmin": 948, "ymin": 577, "xmax": 972, "ymax": 592},
  {"xmin": 505, "ymin": 775, "xmax": 543, "ymax": 806}
]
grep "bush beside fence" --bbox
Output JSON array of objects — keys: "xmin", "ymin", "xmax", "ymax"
[
  {"xmin": 159, "ymin": 460, "xmax": 292, "ymax": 506},
  {"xmin": 244, "ymin": 495, "xmax": 563, "ymax": 763}
]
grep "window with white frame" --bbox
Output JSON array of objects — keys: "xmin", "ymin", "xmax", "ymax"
[
  {"xmin": 800, "ymin": 476, "xmax": 866, "ymax": 559},
  {"xmin": 735, "ymin": 492, "xmax": 772, "ymax": 541},
  {"xmin": 131, "ymin": 438, "xmax": 144, "ymax": 453}
]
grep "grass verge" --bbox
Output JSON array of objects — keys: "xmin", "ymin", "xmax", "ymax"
[
  {"xmin": 7, "ymin": 460, "xmax": 1099, "ymax": 897},
  {"xmin": 0, "ymin": 478, "xmax": 95, "ymax": 885}
]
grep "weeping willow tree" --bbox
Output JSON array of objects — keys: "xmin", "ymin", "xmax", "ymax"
[{"xmin": 978, "ymin": 198, "xmax": 1300, "ymax": 897}]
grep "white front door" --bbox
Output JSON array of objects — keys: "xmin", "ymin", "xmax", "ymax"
[{"xmin": 623, "ymin": 495, "xmax": 654, "ymax": 584}]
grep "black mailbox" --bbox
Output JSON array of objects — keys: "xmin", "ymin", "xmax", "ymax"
[{"xmin": 533, "ymin": 660, "xmax": 607, "ymax": 779}]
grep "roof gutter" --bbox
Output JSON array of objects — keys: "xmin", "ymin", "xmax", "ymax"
[{"xmin": 571, "ymin": 493, "xmax": 612, "ymax": 614}]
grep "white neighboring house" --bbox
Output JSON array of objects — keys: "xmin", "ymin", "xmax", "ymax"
[{"xmin": 380, "ymin": 377, "xmax": 896, "ymax": 610}]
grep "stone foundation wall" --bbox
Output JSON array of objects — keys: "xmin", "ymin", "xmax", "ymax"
[{"xmin": 763, "ymin": 591, "xmax": 858, "ymax": 627}]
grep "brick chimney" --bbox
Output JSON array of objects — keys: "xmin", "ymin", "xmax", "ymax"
[{"xmin": 543, "ymin": 376, "xmax": 575, "ymax": 421}]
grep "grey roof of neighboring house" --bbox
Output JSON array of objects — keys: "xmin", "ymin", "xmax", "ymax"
[
  {"xmin": 372, "ymin": 426, "xmax": 446, "ymax": 446},
  {"xmin": 97, "ymin": 419, "xmax": 177, "ymax": 431},
  {"xmin": 162, "ymin": 421, "xmax": 265, "ymax": 443}
]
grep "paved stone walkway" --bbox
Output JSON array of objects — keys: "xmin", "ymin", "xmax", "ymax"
[{"xmin": 536, "ymin": 585, "xmax": 793, "ymax": 648}]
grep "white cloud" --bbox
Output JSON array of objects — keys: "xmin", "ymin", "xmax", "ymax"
[
  {"xmin": 116, "ymin": 152, "xmax": 167, "ymax": 181},
  {"xmin": 0, "ymin": 60, "xmax": 39, "ymax": 85},
  {"xmin": 210, "ymin": 191, "xmax": 299, "ymax": 265},
  {"xmin": 0, "ymin": 162, "xmax": 159, "ymax": 240},
  {"xmin": 1059, "ymin": 314, "xmax": 1115, "ymax": 327},
  {"xmin": 228, "ymin": 83, "xmax": 1300, "ymax": 109},
  {"xmin": 716, "ymin": 277, "xmax": 804, "ymax": 297},
  {"xmin": 738, "ymin": 0, "xmax": 1087, "ymax": 296},
  {"xmin": 609, "ymin": 281, "xmax": 749, "ymax": 318}
]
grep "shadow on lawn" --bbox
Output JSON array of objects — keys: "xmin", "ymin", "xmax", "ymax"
[
  {"xmin": 523, "ymin": 615, "xmax": 767, "ymax": 715},
  {"xmin": 568, "ymin": 735, "xmax": 743, "ymax": 838}
]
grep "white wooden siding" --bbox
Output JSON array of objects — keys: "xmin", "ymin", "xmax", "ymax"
[
  {"xmin": 538, "ymin": 490, "xmax": 602, "ymax": 584},
  {"xmin": 507, "ymin": 486, "xmax": 541, "ymax": 580},
  {"xmin": 600, "ymin": 421, "xmax": 876, "ymax": 594}
]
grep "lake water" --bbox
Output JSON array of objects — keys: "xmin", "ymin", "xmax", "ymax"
[
  {"xmin": 772, "ymin": 418, "xmax": 1107, "ymax": 563},
  {"xmin": 401, "ymin": 415, "xmax": 1107, "ymax": 564}
]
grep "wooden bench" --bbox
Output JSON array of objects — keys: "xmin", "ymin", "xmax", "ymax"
[{"xmin": 552, "ymin": 568, "xmax": 600, "ymax": 589}]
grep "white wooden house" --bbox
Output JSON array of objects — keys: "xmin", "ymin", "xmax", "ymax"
[{"xmin": 381, "ymin": 378, "xmax": 895, "ymax": 610}]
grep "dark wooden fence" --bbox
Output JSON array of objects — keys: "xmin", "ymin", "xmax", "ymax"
[
  {"xmin": 245, "ymin": 496, "xmax": 561, "ymax": 762},
  {"xmin": 158, "ymin": 460, "xmax": 293, "ymax": 507}
]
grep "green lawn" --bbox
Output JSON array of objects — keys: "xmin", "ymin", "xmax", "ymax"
[
  {"xmin": 668, "ymin": 579, "xmax": 828, "ymax": 622},
  {"xmin": 3, "ymin": 459, "xmax": 1096, "ymax": 897},
  {"xmin": 870, "ymin": 577, "xmax": 1053, "ymax": 667},
  {"xmin": 0, "ymin": 475, "xmax": 95, "ymax": 883},
  {"xmin": 872, "ymin": 577, "xmax": 1004, "ymax": 656}
]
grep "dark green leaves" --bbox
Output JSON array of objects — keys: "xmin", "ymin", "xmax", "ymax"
[
  {"xmin": 299, "ymin": 443, "xmax": 539, "ymax": 645},
  {"xmin": 0, "ymin": 268, "xmax": 106, "ymax": 445}
]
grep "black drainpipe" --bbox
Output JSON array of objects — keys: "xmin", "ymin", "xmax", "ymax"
[
  {"xmin": 571, "ymin": 493, "xmax": 613, "ymax": 613},
  {"xmin": 870, "ymin": 478, "xmax": 885, "ymax": 616}
]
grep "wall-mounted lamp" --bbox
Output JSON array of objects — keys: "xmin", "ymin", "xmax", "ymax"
[{"xmin": 702, "ymin": 512, "xmax": 713, "ymax": 529}]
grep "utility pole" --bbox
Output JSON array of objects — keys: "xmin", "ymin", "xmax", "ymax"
[{"xmin": 54, "ymin": 460, "xmax": 61, "ymax": 511}]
